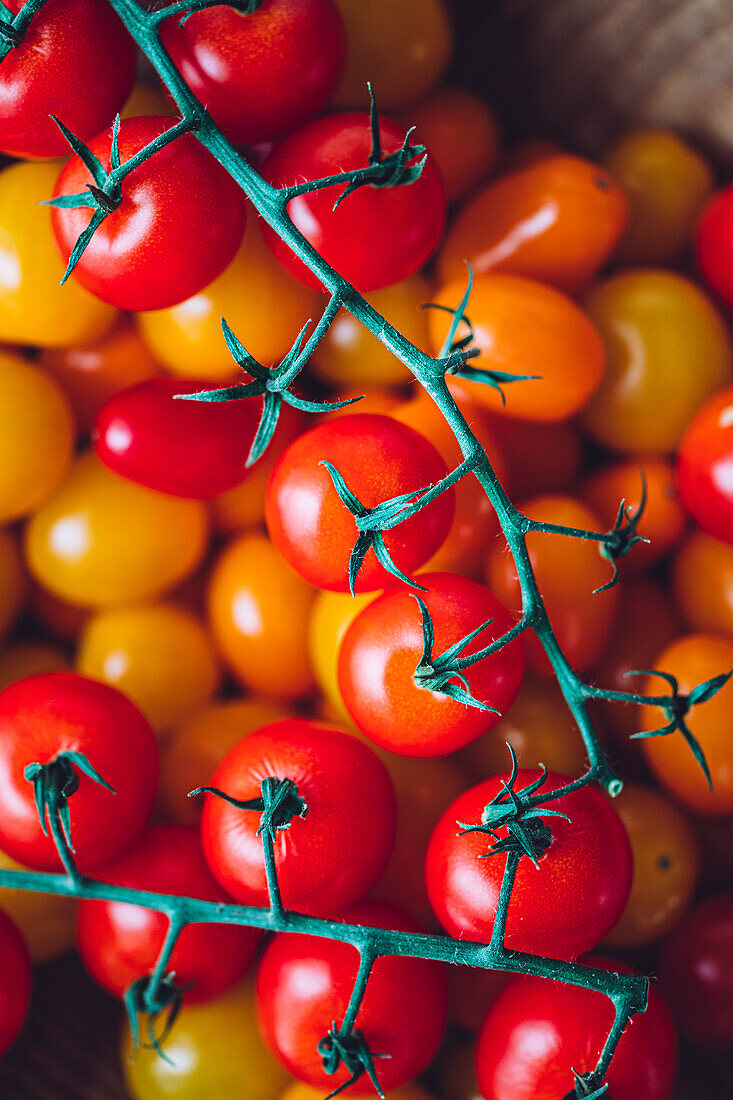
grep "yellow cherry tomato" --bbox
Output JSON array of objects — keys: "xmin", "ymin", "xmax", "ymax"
[
  {"xmin": 0, "ymin": 641, "xmax": 68, "ymax": 691},
  {"xmin": 0, "ymin": 161, "xmax": 116, "ymax": 348},
  {"xmin": 332, "ymin": 0, "xmax": 452, "ymax": 111},
  {"xmin": 604, "ymin": 130, "xmax": 713, "ymax": 265},
  {"xmin": 207, "ymin": 532, "xmax": 316, "ymax": 699},
  {"xmin": 0, "ymin": 531, "xmax": 25, "ymax": 645},
  {"xmin": 308, "ymin": 589, "xmax": 377, "ymax": 722},
  {"xmin": 0, "ymin": 848, "xmax": 77, "ymax": 962},
  {"xmin": 123, "ymin": 979, "xmax": 288, "ymax": 1100},
  {"xmin": 0, "ymin": 351, "xmax": 74, "ymax": 523},
  {"xmin": 582, "ymin": 271, "xmax": 733, "ymax": 453},
  {"xmin": 310, "ymin": 274, "xmax": 431, "ymax": 388},
  {"xmin": 605, "ymin": 783, "xmax": 699, "ymax": 948},
  {"xmin": 161, "ymin": 698, "xmax": 291, "ymax": 824},
  {"xmin": 673, "ymin": 531, "xmax": 733, "ymax": 639},
  {"xmin": 25, "ymin": 452, "xmax": 209, "ymax": 608},
  {"xmin": 76, "ymin": 602, "xmax": 220, "ymax": 734},
  {"xmin": 136, "ymin": 213, "xmax": 322, "ymax": 381},
  {"xmin": 281, "ymin": 1085, "xmax": 436, "ymax": 1100},
  {"xmin": 121, "ymin": 82, "xmax": 173, "ymax": 119}
]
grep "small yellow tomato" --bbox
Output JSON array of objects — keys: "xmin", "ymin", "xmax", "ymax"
[
  {"xmin": 0, "ymin": 531, "xmax": 25, "ymax": 644},
  {"xmin": 0, "ymin": 641, "xmax": 68, "ymax": 691},
  {"xmin": 0, "ymin": 351, "xmax": 74, "ymax": 523},
  {"xmin": 121, "ymin": 82, "xmax": 173, "ymax": 119},
  {"xmin": 136, "ymin": 213, "xmax": 322, "ymax": 381},
  {"xmin": 673, "ymin": 531, "xmax": 733, "ymax": 639},
  {"xmin": 0, "ymin": 848, "xmax": 77, "ymax": 961},
  {"xmin": 76, "ymin": 602, "xmax": 220, "ymax": 733},
  {"xmin": 0, "ymin": 161, "xmax": 116, "ymax": 348},
  {"xmin": 25, "ymin": 452, "xmax": 209, "ymax": 608},
  {"xmin": 307, "ymin": 589, "xmax": 377, "ymax": 722}
]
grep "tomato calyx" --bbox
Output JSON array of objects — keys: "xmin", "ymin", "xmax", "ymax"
[
  {"xmin": 562, "ymin": 1071, "xmax": 612, "ymax": 1099},
  {"xmin": 190, "ymin": 775, "xmax": 308, "ymax": 841},
  {"xmin": 412, "ymin": 592, "xmax": 503, "ymax": 711},
  {"xmin": 0, "ymin": 0, "xmax": 44, "ymax": 54},
  {"xmin": 317, "ymin": 1023, "xmax": 389, "ymax": 1100},
  {"xmin": 124, "ymin": 970, "xmax": 195, "ymax": 1060},
  {"xmin": 596, "ymin": 469, "xmax": 650, "ymax": 592}
]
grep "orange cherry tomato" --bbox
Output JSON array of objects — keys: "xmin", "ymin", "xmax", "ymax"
[
  {"xmin": 0, "ymin": 531, "xmax": 25, "ymax": 645},
  {"xmin": 605, "ymin": 782, "xmax": 699, "ymax": 948},
  {"xmin": 639, "ymin": 633, "xmax": 733, "ymax": 815},
  {"xmin": 581, "ymin": 457, "xmax": 686, "ymax": 571},
  {"xmin": 673, "ymin": 531, "xmax": 733, "ymax": 639},
  {"xmin": 485, "ymin": 495, "xmax": 619, "ymax": 672},
  {"xmin": 428, "ymin": 274, "xmax": 605, "ymax": 422},
  {"xmin": 307, "ymin": 589, "xmax": 378, "ymax": 723},
  {"xmin": 402, "ymin": 87, "xmax": 499, "ymax": 202},
  {"xmin": 160, "ymin": 698, "xmax": 291, "ymax": 824},
  {"xmin": 438, "ymin": 154, "xmax": 628, "ymax": 292},
  {"xmin": 207, "ymin": 532, "xmax": 316, "ymax": 699},
  {"xmin": 604, "ymin": 129, "xmax": 713, "ymax": 265},
  {"xmin": 0, "ymin": 641, "xmax": 68, "ymax": 692},
  {"xmin": 582, "ymin": 270, "xmax": 733, "ymax": 453}
]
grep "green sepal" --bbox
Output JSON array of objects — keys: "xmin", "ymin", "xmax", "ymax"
[
  {"xmin": 124, "ymin": 972, "xmax": 195, "ymax": 1063},
  {"xmin": 60, "ymin": 207, "xmax": 108, "ymax": 284},
  {"xmin": 688, "ymin": 670, "xmax": 732, "ymax": 705},
  {"xmin": 175, "ymin": 379, "xmax": 265, "ymax": 403},
  {"xmin": 41, "ymin": 192, "xmax": 99, "ymax": 209},
  {"xmin": 188, "ymin": 777, "xmax": 308, "ymax": 843},
  {"xmin": 49, "ymin": 115, "xmax": 107, "ymax": 186},
  {"xmin": 220, "ymin": 316, "xmax": 268, "ymax": 377},
  {"xmin": 371, "ymin": 532, "xmax": 425, "ymax": 591},
  {"xmin": 451, "ymin": 363, "xmax": 541, "ymax": 406},
  {"xmin": 321, "ymin": 461, "xmax": 367, "ymax": 517},
  {"xmin": 23, "ymin": 751, "xmax": 116, "ymax": 852},
  {"xmin": 318, "ymin": 1023, "xmax": 389, "ymax": 1100},
  {"xmin": 110, "ymin": 114, "xmax": 121, "ymax": 171},
  {"xmin": 246, "ymin": 390, "xmax": 282, "ymax": 467},
  {"xmin": 412, "ymin": 594, "xmax": 501, "ymax": 712},
  {"xmin": 281, "ymin": 391, "xmax": 361, "ymax": 414}
]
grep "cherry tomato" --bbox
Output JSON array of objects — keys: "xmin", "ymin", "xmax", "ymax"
[
  {"xmin": 438, "ymin": 155, "xmax": 628, "ymax": 292},
  {"xmin": 25, "ymin": 452, "xmax": 209, "ymax": 608},
  {"xmin": 161, "ymin": 0, "xmax": 345, "ymax": 145},
  {"xmin": 673, "ymin": 531, "xmax": 733, "ymax": 637},
  {"xmin": 0, "ymin": 532, "xmax": 25, "ymax": 646},
  {"xmin": 339, "ymin": 573, "xmax": 525, "ymax": 756},
  {"xmin": 639, "ymin": 633, "xmax": 733, "ymax": 815},
  {"xmin": 485, "ymin": 495, "xmax": 619, "ymax": 673},
  {"xmin": 582, "ymin": 271, "xmax": 733, "ymax": 453},
  {"xmin": 76, "ymin": 602, "xmax": 219, "ymax": 734},
  {"xmin": 281, "ymin": 1084, "xmax": 435, "ymax": 1100},
  {"xmin": 121, "ymin": 82, "xmax": 173, "ymax": 121},
  {"xmin": 52, "ymin": 116, "xmax": 247, "ymax": 311},
  {"xmin": 0, "ymin": 848, "xmax": 76, "ymax": 962},
  {"xmin": 308, "ymin": 590, "xmax": 378, "ymax": 724},
  {"xmin": 677, "ymin": 383, "xmax": 733, "ymax": 544},
  {"xmin": 256, "ymin": 900, "xmax": 447, "ymax": 1093},
  {"xmin": 123, "ymin": 977, "xmax": 288, "ymax": 1100},
  {"xmin": 659, "ymin": 894, "xmax": 733, "ymax": 1048},
  {"xmin": 0, "ymin": 642, "xmax": 68, "ymax": 693},
  {"xmin": 0, "ymin": 350, "xmax": 74, "ymax": 523},
  {"xmin": 0, "ymin": 672, "xmax": 158, "ymax": 872},
  {"xmin": 0, "ymin": 0, "xmax": 135, "ymax": 159},
  {"xmin": 261, "ymin": 113, "xmax": 446, "ymax": 292},
  {"xmin": 206, "ymin": 532, "xmax": 316, "ymax": 699},
  {"xmin": 0, "ymin": 908, "xmax": 30, "ymax": 1058},
  {"xmin": 200, "ymin": 719, "xmax": 396, "ymax": 915},
  {"xmin": 428, "ymin": 273, "xmax": 605, "ymax": 422},
  {"xmin": 265, "ymin": 414, "xmax": 454, "ymax": 592},
  {"xmin": 426, "ymin": 770, "xmax": 632, "ymax": 957},
  {"xmin": 695, "ymin": 184, "xmax": 733, "ymax": 309},
  {"xmin": 475, "ymin": 957, "xmax": 677, "ymax": 1100}
]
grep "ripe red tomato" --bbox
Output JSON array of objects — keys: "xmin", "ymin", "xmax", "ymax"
[
  {"xmin": 0, "ymin": 672, "xmax": 158, "ymax": 872},
  {"xmin": 0, "ymin": 0, "xmax": 135, "ymax": 159},
  {"xmin": 160, "ymin": 0, "xmax": 346, "ymax": 146},
  {"xmin": 338, "ymin": 572, "xmax": 525, "ymax": 756},
  {"xmin": 677, "ymin": 383, "xmax": 733, "ymax": 544},
  {"xmin": 0, "ymin": 909, "xmax": 30, "ymax": 1058},
  {"xmin": 696, "ymin": 185, "xmax": 733, "ymax": 309},
  {"xmin": 659, "ymin": 894, "xmax": 733, "ymax": 1048},
  {"xmin": 93, "ymin": 378, "xmax": 280, "ymax": 499},
  {"xmin": 261, "ymin": 112, "xmax": 446, "ymax": 291},
  {"xmin": 51, "ymin": 116, "xmax": 247, "ymax": 311},
  {"xmin": 256, "ymin": 900, "xmax": 447, "ymax": 1094},
  {"xmin": 199, "ymin": 719, "xmax": 396, "ymax": 915},
  {"xmin": 425, "ymin": 770, "xmax": 632, "ymax": 959},
  {"xmin": 265, "ymin": 414, "xmax": 454, "ymax": 592},
  {"xmin": 77, "ymin": 825, "xmax": 260, "ymax": 1003},
  {"xmin": 475, "ymin": 957, "xmax": 677, "ymax": 1100}
]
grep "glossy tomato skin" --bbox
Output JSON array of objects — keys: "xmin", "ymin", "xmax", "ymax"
[
  {"xmin": 339, "ymin": 573, "xmax": 525, "ymax": 756},
  {"xmin": 475, "ymin": 957, "xmax": 677, "ymax": 1100},
  {"xmin": 0, "ymin": 909, "xmax": 30, "ymax": 1058},
  {"xmin": 261, "ymin": 113, "xmax": 446, "ymax": 292},
  {"xmin": 677, "ymin": 384, "xmax": 733, "ymax": 544},
  {"xmin": 696, "ymin": 185, "xmax": 733, "ymax": 309},
  {"xmin": 425, "ymin": 770, "xmax": 632, "ymax": 958},
  {"xmin": 0, "ymin": 672, "xmax": 158, "ymax": 872},
  {"xmin": 256, "ymin": 901, "xmax": 447, "ymax": 1094},
  {"xmin": 0, "ymin": 0, "xmax": 135, "ymax": 159},
  {"xmin": 161, "ymin": 0, "xmax": 345, "ymax": 146},
  {"xmin": 93, "ymin": 379, "xmax": 264, "ymax": 499},
  {"xmin": 52, "ymin": 117, "xmax": 246, "ymax": 311},
  {"xmin": 78, "ymin": 825, "xmax": 260, "ymax": 1002},
  {"xmin": 200, "ymin": 719, "xmax": 396, "ymax": 915},
  {"xmin": 265, "ymin": 414, "xmax": 454, "ymax": 593}
]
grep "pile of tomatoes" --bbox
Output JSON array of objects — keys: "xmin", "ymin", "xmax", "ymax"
[{"xmin": 0, "ymin": 0, "xmax": 731, "ymax": 1098}]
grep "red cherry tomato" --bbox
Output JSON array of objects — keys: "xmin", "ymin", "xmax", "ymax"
[
  {"xmin": 0, "ymin": 672, "xmax": 158, "ymax": 872},
  {"xmin": 160, "ymin": 0, "xmax": 345, "ymax": 146},
  {"xmin": 677, "ymin": 383, "xmax": 733, "ymax": 545},
  {"xmin": 475, "ymin": 956, "xmax": 677, "ymax": 1100},
  {"xmin": 0, "ymin": 909, "xmax": 30, "ymax": 1058},
  {"xmin": 261, "ymin": 112, "xmax": 446, "ymax": 292},
  {"xmin": 425, "ymin": 770, "xmax": 632, "ymax": 959},
  {"xmin": 93, "ymin": 379, "xmax": 272, "ymax": 499},
  {"xmin": 77, "ymin": 824, "xmax": 260, "ymax": 1003},
  {"xmin": 256, "ymin": 900, "xmax": 447, "ymax": 1094},
  {"xmin": 199, "ymin": 719, "xmax": 396, "ymax": 915},
  {"xmin": 0, "ymin": 0, "xmax": 135, "ymax": 159},
  {"xmin": 338, "ymin": 572, "xmax": 525, "ymax": 756},
  {"xmin": 659, "ymin": 893, "xmax": 733, "ymax": 1048},
  {"xmin": 265, "ymin": 414, "xmax": 454, "ymax": 592},
  {"xmin": 696, "ymin": 185, "xmax": 733, "ymax": 309},
  {"xmin": 51, "ymin": 116, "xmax": 246, "ymax": 311}
]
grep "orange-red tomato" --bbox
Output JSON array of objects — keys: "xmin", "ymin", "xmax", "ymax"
[
  {"xmin": 0, "ymin": 532, "xmax": 25, "ymax": 645},
  {"xmin": 428, "ymin": 274, "xmax": 604, "ymax": 422},
  {"xmin": 0, "ymin": 642, "xmax": 68, "ymax": 692},
  {"xmin": 439, "ymin": 154, "xmax": 628, "ymax": 292},
  {"xmin": 673, "ymin": 531, "xmax": 733, "ymax": 638}
]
